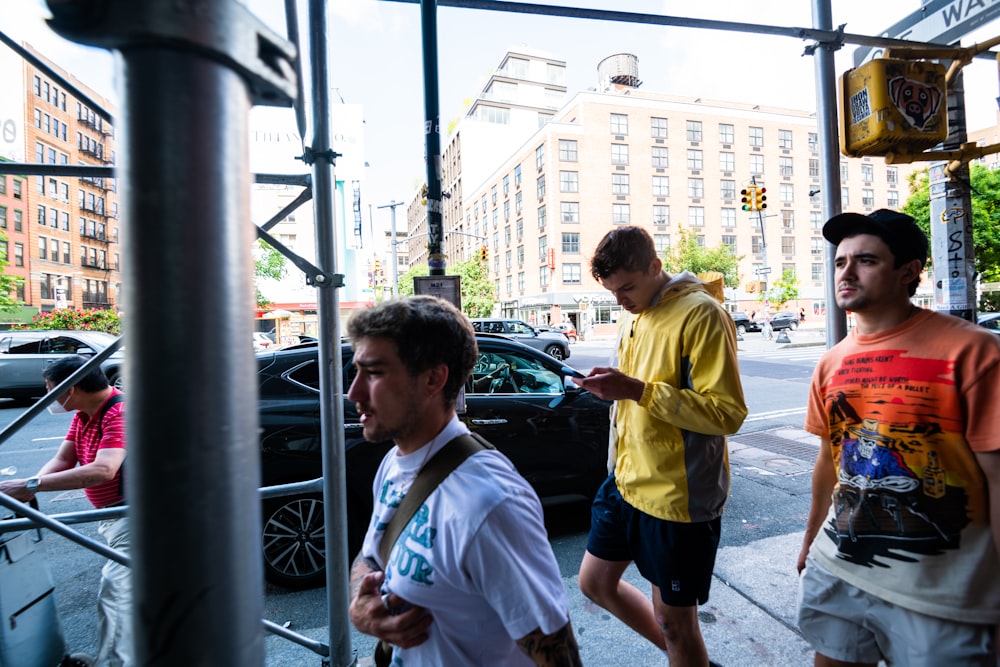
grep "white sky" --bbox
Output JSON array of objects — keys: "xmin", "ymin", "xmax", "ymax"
[{"xmin": 4, "ymin": 0, "xmax": 1000, "ymax": 241}]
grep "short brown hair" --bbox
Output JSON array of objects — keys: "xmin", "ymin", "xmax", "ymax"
[{"xmin": 590, "ymin": 226, "xmax": 657, "ymax": 281}]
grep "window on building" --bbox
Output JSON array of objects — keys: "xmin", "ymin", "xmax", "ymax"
[
  {"xmin": 12, "ymin": 180, "xmax": 21, "ymax": 199},
  {"xmin": 491, "ymin": 185, "xmax": 498, "ymax": 205},
  {"xmin": 651, "ymin": 146, "xmax": 668, "ymax": 168},
  {"xmin": 840, "ymin": 162, "xmax": 849, "ymax": 181},
  {"xmin": 0, "ymin": 176, "xmax": 5, "ymax": 195},
  {"xmin": 862, "ymin": 189, "xmax": 875, "ymax": 207},
  {"xmin": 888, "ymin": 191, "xmax": 899, "ymax": 208},
  {"xmin": 515, "ymin": 191, "xmax": 523, "ymax": 214},
  {"xmin": 653, "ymin": 233, "xmax": 670, "ymax": 253},
  {"xmin": 782, "ymin": 262, "xmax": 796, "ymax": 277},
  {"xmin": 503, "ymin": 175, "xmax": 510, "ymax": 196},
  {"xmin": 686, "ymin": 120, "xmax": 703, "ymax": 141},
  {"xmin": 539, "ymin": 265, "xmax": 548, "ymax": 288},
  {"xmin": 612, "ymin": 173, "xmax": 630, "ymax": 195},
  {"xmin": 610, "ymin": 113, "xmax": 628, "ymax": 135},
  {"xmin": 517, "ymin": 271, "xmax": 525, "ymax": 292},
  {"xmin": 720, "ymin": 152, "xmax": 735, "ymax": 172},
  {"xmin": 535, "ymin": 143, "xmax": 544, "ymax": 170},
  {"xmin": 538, "ymin": 204, "xmax": 547, "ymax": 229},
  {"xmin": 562, "ymin": 232, "xmax": 580, "ymax": 253},
  {"xmin": 808, "ymin": 132, "xmax": 819, "ymax": 153},
  {"xmin": 841, "ymin": 187, "xmax": 850, "ymax": 207},
  {"xmin": 683, "ymin": 150, "xmax": 702, "ymax": 171},
  {"xmin": 887, "ymin": 166, "xmax": 899, "ymax": 186},
  {"xmin": 503, "ymin": 200, "xmax": 510, "ymax": 220},
  {"xmin": 779, "ymin": 156, "xmax": 793, "ymax": 177},
  {"xmin": 812, "ymin": 263, "xmax": 823, "ymax": 281},
  {"xmin": 861, "ymin": 163, "xmax": 873, "ymax": 182},
  {"xmin": 782, "ymin": 210, "xmax": 795, "ymax": 230},
  {"xmin": 49, "ymin": 208, "xmax": 58, "ymax": 228},
  {"xmin": 560, "ymin": 202, "xmax": 579, "ymax": 223},
  {"xmin": 752, "ymin": 236, "xmax": 762, "ymax": 254},
  {"xmin": 559, "ymin": 139, "xmax": 578, "ymax": 162},
  {"xmin": 811, "ymin": 237, "xmax": 824, "ymax": 256},
  {"xmin": 651, "ymin": 117, "xmax": 668, "ymax": 138},
  {"xmin": 514, "ymin": 165, "xmax": 522, "ymax": 188},
  {"xmin": 536, "ymin": 175, "xmax": 545, "ymax": 199},
  {"xmin": 14, "ymin": 243, "xmax": 23, "ymax": 267},
  {"xmin": 0, "ymin": 206, "xmax": 5, "ymax": 229},
  {"xmin": 778, "ymin": 129, "xmax": 793, "ymax": 149},
  {"xmin": 652, "ymin": 176, "xmax": 669, "ymax": 197},
  {"xmin": 720, "ymin": 180, "xmax": 736, "ymax": 199},
  {"xmin": 611, "ymin": 144, "xmax": 629, "ymax": 165},
  {"xmin": 809, "ymin": 158, "xmax": 820, "ymax": 178},
  {"xmin": 721, "ymin": 208, "xmax": 736, "ymax": 227},
  {"xmin": 559, "ymin": 171, "xmax": 579, "ymax": 192},
  {"xmin": 38, "ymin": 236, "xmax": 47, "ymax": 260},
  {"xmin": 538, "ymin": 235, "xmax": 547, "ymax": 261},
  {"xmin": 688, "ymin": 206, "xmax": 705, "ymax": 226},
  {"xmin": 749, "ymin": 126, "xmax": 764, "ymax": 147},
  {"xmin": 516, "ymin": 217, "xmax": 523, "ymax": 240},
  {"xmin": 719, "ymin": 123, "xmax": 734, "ymax": 144},
  {"xmin": 50, "ymin": 239, "xmax": 59, "ymax": 263},
  {"xmin": 504, "ymin": 225, "xmax": 511, "ymax": 245},
  {"xmin": 722, "ymin": 235, "xmax": 736, "ymax": 252},
  {"xmin": 612, "ymin": 204, "xmax": 630, "ymax": 225},
  {"xmin": 811, "ymin": 211, "xmax": 823, "ymax": 230},
  {"xmin": 780, "ymin": 183, "xmax": 794, "ymax": 204},
  {"xmin": 687, "ymin": 178, "xmax": 704, "ymax": 198},
  {"xmin": 562, "ymin": 263, "xmax": 581, "ymax": 284},
  {"xmin": 653, "ymin": 205, "xmax": 669, "ymax": 225}
]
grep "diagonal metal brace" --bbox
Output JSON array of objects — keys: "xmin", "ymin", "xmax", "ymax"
[
  {"xmin": 255, "ymin": 225, "xmax": 340, "ymax": 288},
  {"xmin": 44, "ymin": 0, "xmax": 297, "ymax": 107}
]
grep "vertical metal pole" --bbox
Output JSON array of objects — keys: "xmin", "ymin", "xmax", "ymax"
[
  {"xmin": 119, "ymin": 24, "xmax": 264, "ymax": 667},
  {"xmin": 306, "ymin": 0, "xmax": 353, "ymax": 664},
  {"xmin": 929, "ymin": 71, "xmax": 976, "ymax": 321},
  {"xmin": 812, "ymin": 0, "xmax": 847, "ymax": 345},
  {"xmin": 390, "ymin": 205, "xmax": 400, "ymax": 296},
  {"xmin": 421, "ymin": 0, "xmax": 445, "ymax": 276}
]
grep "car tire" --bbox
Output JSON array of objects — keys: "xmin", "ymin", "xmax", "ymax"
[
  {"xmin": 544, "ymin": 344, "xmax": 565, "ymax": 360},
  {"xmin": 736, "ymin": 325, "xmax": 746, "ymax": 335},
  {"xmin": 568, "ymin": 336, "xmax": 577, "ymax": 343},
  {"xmin": 108, "ymin": 372, "xmax": 124, "ymax": 391},
  {"xmin": 788, "ymin": 320, "xmax": 798, "ymax": 331}
]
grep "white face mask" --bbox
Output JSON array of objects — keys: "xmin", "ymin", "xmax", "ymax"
[{"xmin": 47, "ymin": 395, "xmax": 70, "ymax": 415}]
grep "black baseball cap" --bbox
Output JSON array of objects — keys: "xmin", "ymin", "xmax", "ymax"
[{"xmin": 823, "ymin": 209, "xmax": 928, "ymax": 267}]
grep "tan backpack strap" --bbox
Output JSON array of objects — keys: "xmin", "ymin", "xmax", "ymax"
[{"xmin": 377, "ymin": 434, "xmax": 491, "ymax": 565}]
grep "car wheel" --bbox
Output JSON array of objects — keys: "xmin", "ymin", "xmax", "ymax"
[
  {"xmin": 788, "ymin": 320, "xmax": 799, "ymax": 331},
  {"xmin": 544, "ymin": 344, "xmax": 565, "ymax": 360},
  {"xmin": 262, "ymin": 494, "xmax": 329, "ymax": 589},
  {"xmin": 108, "ymin": 372, "xmax": 124, "ymax": 391},
  {"xmin": 736, "ymin": 324, "xmax": 746, "ymax": 335},
  {"xmin": 569, "ymin": 335, "xmax": 577, "ymax": 343}
]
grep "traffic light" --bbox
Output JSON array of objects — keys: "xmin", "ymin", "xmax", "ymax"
[
  {"xmin": 373, "ymin": 259, "xmax": 382, "ymax": 275},
  {"xmin": 746, "ymin": 282, "xmax": 757, "ymax": 293},
  {"xmin": 479, "ymin": 245, "xmax": 489, "ymax": 263},
  {"xmin": 740, "ymin": 185, "xmax": 756, "ymax": 212},
  {"xmin": 755, "ymin": 186, "xmax": 767, "ymax": 210}
]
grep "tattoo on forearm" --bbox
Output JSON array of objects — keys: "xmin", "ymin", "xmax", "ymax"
[{"xmin": 516, "ymin": 622, "xmax": 583, "ymax": 667}]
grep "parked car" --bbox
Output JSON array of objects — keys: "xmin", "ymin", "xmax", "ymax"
[
  {"xmin": 256, "ymin": 333, "xmax": 609, "ymax": 588},
  {"xmin": 978, "ymin": 312, "xmax": 1000, "ymax": 334},
  {"xmin": 769, "ymin": 311, "xmax": 800, "ymax": 331},
  {"xmin": 252, "ymin": 332, "xmax": 274, "ymax": 351},
  {"xmin": 469, "ymin": 319, "xmax": 571, "ymax": 360},
  {"xmin": 0, "ymin": 330, "xmax": 125, "ymax": 399},
  {"xmin": 730, "ymin": 311, "xmax": 753, "ymax": 335}
]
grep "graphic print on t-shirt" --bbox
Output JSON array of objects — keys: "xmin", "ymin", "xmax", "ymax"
[{"xmin": 822, "ymin": 350, "xmax": 971, "ymax": 567}]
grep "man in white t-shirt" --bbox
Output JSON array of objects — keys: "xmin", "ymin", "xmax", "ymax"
[{"xmin": 347, "ymin": 296, "xmax": 582, "ymax": 666}]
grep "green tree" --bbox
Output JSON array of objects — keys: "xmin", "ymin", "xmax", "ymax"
[
  {"xmin": 903, "ymin": 165, "xmax": 1000, "ymax": 286},
  {"xmin": 661, "ymin": 226, "xmax": 742, "ymax": 288},
  {"xmin": 762, "ymin": 268, "xmax": 800, "ymax": 308},
  {"xmin": 254, "ymin": 240, "xmax": 287, "ymax": 309},
  {"xmin": 396, "ymin": 259, "xmax": 496, "ymax": 318},
  {"xmin": 0, "ymin": 230, "xmax": 23, "ymax": 311}
]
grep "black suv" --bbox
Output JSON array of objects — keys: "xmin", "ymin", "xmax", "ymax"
[
  {"xmin": 469, "ymin": 319, "xmax": 570, "ymax": 360},
  {"xmin": 256, "ymin": 334, "xmax": 608, "ymax": 588}
]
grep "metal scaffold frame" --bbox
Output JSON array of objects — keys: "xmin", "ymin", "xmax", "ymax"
[{"xmin": 0, "ymin": 1, "xmax": 994, "ymax": 665}]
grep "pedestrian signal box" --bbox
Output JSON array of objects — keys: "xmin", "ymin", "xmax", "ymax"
[{"xmin": 839, "ymin": 58, "xmax": 947, "ymax": 158}]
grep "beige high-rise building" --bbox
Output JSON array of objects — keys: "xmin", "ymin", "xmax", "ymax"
[{"xmin": 413, "ymin": 53, "xmax": 919, "ymax": 336}]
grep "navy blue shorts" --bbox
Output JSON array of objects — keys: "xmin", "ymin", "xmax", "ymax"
[{"xmin": 586, "ymin": 475, "xmax": 721, "ymax": 607}]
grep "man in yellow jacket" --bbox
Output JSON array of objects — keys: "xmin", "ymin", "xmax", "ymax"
[{"xmin": 574, "ymin": 226, "xmax": 747, "ymax": 667}]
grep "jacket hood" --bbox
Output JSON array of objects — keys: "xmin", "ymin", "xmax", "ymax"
[{"xmin": 655, "ymin": 270, "xmax": 726, "ymax": 305}]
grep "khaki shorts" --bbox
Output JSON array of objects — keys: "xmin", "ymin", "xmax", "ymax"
[{"xmin": 798, "ymin": 558, "xmax": 995, "ymax": 666}]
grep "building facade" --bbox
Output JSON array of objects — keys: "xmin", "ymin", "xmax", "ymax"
[
  {"xmin": 20, "ymin": 43, "xmax": 121, "ymax": 316},
  {"xmin": 436, "ymin": 80, "xmax": 917, "ymax": 337}
]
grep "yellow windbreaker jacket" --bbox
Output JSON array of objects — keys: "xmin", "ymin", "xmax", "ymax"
[{"xmin": 614, "ymin": 273, "xmax": 747, "ymax": 522}]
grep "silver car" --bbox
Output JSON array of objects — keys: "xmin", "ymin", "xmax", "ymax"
[
  {"xmin": 0, "ymin": 330, "xmax": 125, "ymax": 400},
  {"xmin": 469, "ymin": 319, "xmax": 570, "ymax": 360}
]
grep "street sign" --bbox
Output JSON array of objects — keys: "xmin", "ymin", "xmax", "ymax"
[
  {"xmin": 754, "ymin": 267, "xmax": 772, "ymax": 275},
  {"xmin": 853, "ymin": 0, "xmax": 1000, "ymax": 66}
]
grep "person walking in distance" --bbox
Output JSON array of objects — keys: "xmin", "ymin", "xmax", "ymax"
[
  {"xmin": 573, "ymin": 226, "xmax": 747, "ymax": 666},
  {"xmin": 797, "ymin": 209, "xmax": 1000, "ymax": 665}
]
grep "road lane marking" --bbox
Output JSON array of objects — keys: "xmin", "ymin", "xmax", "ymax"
[{"xmin": 742, "ymin": 407, "xmax": 807, "ymax": 423}]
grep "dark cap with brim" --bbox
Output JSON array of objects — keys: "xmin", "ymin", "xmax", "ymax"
[{"xmin": 823, "ymin": 209, "xmax": 928, "ymax": 267}]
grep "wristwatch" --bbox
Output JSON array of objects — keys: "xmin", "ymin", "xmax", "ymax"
[{"xmin": 24, "ymin": 477, "xmax": 40, "ymax": 493}]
